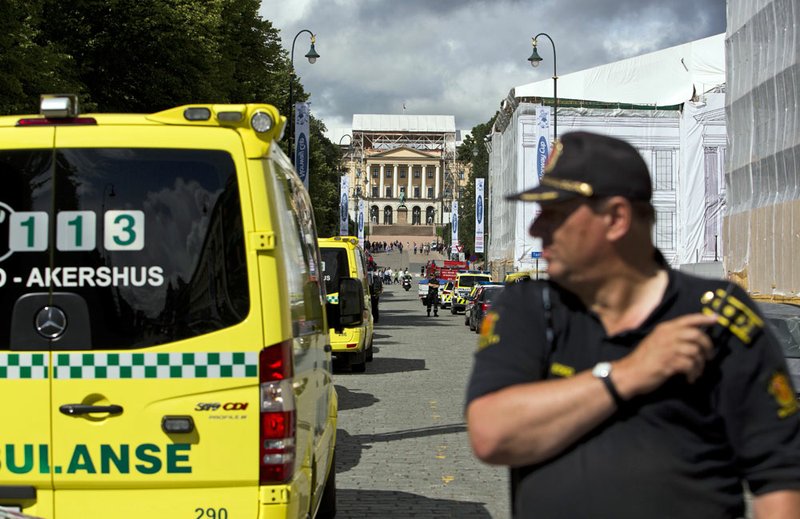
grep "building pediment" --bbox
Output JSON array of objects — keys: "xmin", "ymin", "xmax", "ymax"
[{"xmin": 369, "ymin": 146, "xmax": 438, "ymax": 160}]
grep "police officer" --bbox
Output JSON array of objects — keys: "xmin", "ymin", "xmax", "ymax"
[
  {"xmin": 466, "ymin": 132, "xmax": 800, "ymax": 518},
  {"xmin": 426, "ymin": 273, "xmax": 440, "ymax": 317}
]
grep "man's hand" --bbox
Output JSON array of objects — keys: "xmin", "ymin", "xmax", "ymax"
[{"xmin": 615, "ymin": 313, "xmax": 718, "ymax": 398}]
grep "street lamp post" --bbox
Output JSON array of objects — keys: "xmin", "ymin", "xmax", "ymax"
[
  {"xmin": 288, "ymin": 29, "xmax": 320, "ymax": 164},
  {"xmin": 527, "ymin": 32, "xmax": 558, "ymax": 140}
]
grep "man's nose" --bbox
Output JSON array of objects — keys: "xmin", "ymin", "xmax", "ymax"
[{"xmin": 529, "ymin": 216, "xmax": 548, "ymax": 238}]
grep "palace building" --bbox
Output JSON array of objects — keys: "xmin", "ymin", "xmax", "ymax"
[{"xmin": 331, "ymin": 114, "xmax": 463, "ymax": 244}]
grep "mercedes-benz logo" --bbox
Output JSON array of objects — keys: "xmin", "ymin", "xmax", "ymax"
[{"xmin": 35, "ymin": 306, "xmax": 67, "ymax": 339}]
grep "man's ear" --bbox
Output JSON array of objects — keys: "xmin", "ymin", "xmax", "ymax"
[{"xmin": 604, "ymin": 197, "xmax": 633, "ymax": 242}]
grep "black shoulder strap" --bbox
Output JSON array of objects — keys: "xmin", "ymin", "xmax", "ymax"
[
  {"xmin": 540, "ymin": 282, "xmax": 557, "ymax": 378},
  {"xmin": 511, "ymin": 281, "xmax": 558, "ymax": 516}
]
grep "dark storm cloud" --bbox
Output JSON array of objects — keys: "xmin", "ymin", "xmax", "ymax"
[{"xmin": 260, "ymin": 0, "xmax": 726, "ymax": 133}]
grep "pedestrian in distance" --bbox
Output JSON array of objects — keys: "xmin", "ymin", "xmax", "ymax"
[
  {"xmin": 426, "ymin": 273, "xmax": 440, "ymax": 317},
  {"xmin": 466, "ymin": 131, "xmax": 800, "ymax": 519}
]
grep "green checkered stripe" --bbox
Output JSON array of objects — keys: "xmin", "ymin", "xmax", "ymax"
[
  {"xmin": 326, "ymin": 294, "xmax": 339, "ymax": 304},
  {"xmin": 53, "ymin": 352, "xmax": 258, "ymax": 380},
  {"xmin": 0, "ymin": 354, "xmax": 49, "ymax": 380}
]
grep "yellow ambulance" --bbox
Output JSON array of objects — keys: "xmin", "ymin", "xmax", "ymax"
[
  {"xmin": 317, "ymin": 237, "xmax": 374, "ymax": 372},
  {"xmin": 0, "ymin": 95, "xmax": 363, "ymax": 519}
]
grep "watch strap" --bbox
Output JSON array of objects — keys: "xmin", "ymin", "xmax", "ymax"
[{"xmin": 599, "ymin": 373, "xmax": 625, "ymax": 408}]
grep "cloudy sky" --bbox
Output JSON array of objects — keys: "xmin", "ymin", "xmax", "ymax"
[{"xmin": 259, "ymin": 0, "xmax": 726, "ymax": 134}]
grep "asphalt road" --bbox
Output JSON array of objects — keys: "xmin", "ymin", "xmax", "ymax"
[{"xmin": 333, "ymin": 277, "xmax": 509, "ymax": 518}]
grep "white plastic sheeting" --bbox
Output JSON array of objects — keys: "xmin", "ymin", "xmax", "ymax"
[
  {"xmin": 724, "ymin": 0, "xmax": 800, "ymax": 299},
  {"xmin": 515, "ymin": 34, "xmax": 725, "ymax": 107},
  {"xmin": 679, "ymin": 92, "xmax": 727, "ymax": 264},
  {"xmin": 352, "ymin": 114, "xmax": 456, "ymax": 133},
  {"xmin": 488, "ymin": 35, "xmax": 729, "ymax": 277}
]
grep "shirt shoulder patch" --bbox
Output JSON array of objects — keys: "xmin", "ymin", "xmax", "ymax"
[
  {"xmin": 700, "ymin": 288, "xmax": 764, "ymax": 345},
  {"xmin": 477, "ymin": 311, "xmax": 500, "ymax": 351},
  {"xmin": 768, "ymin": 371, "xmax": 799, "ymax": 418}
]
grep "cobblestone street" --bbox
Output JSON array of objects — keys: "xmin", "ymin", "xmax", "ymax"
[{"xmin": 334, "ymin": 269, "xmax": 509, "ymax": 518}]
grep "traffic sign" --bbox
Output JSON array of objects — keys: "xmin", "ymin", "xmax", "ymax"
[{"xmin": 531, "ymin": 251, "xmax": 542, "ymax": 259}]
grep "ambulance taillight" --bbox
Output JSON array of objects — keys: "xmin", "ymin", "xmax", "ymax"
[{"xmin": 259, "ymin": 340, "xmax": 296, "ymax": 483}]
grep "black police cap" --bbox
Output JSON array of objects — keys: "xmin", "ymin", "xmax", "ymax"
[{"xmin": 506, "ymin": 131, "xmax": 652, "ymax": 204}]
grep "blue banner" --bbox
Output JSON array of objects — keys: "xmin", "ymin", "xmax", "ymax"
[
  {"xmin": 475, "ymin": 178, "xmax": 484, "ymax": 253},
  {"xmin": 340, "ymin": 175, "xmax": 350, "ymax": 236},
  {"xmin": 295, "ymin": 102, "xmax": 310, "ymax": 190}
]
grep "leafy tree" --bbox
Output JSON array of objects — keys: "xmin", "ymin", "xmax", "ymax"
[
  {"xmin": 38, "ymin": 0, "xmax": 227, "ymax": 112},
  {"xmin": 0, "ymin": 0, "xmax": 81, "ymax": 113},
  {"xmin": 307, "ymin": 116, "xmax": 342, "ymax": 237},
  {"xmin": 456, "ymin": 115, "xmax": 496, "ymax": 259},
  {"xmin": 1, "ymin": 0, "xmax": 341, "ymax": 232},
  {"xmin": 216, "ymin": 0, "xmax": 287, "ymax": 104}
]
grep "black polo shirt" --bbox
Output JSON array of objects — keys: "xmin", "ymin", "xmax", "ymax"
[{"xmin": 466, "ymin": 268, "xmax": 800, "ymax": 518}]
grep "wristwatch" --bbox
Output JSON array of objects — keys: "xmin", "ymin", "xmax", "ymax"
[{"xmin": 592, "ymin": 362, "xmax": 625, "ymax": 408}]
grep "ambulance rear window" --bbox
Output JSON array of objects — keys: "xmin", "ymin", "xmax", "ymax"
[
  {"xmin": 320, "ymin": 248, "xmax": 349, "ymax": 295},
  {"xmin": 0, "ymin": 148, "xmax": 248, "ymax": 350}
]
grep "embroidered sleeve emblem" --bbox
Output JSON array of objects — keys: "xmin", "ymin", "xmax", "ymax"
[
  {"xmin": 477, "ymin": 311, "xmax": 500, "ymax": 351},
  {"xmin": 768, "ymin": 371, "xmax": 799, "ymax": 418}
]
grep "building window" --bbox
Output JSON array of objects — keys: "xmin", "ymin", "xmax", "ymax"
[
  {"xmin": 413, "ymin": 166, "xmax": 422, "ymax": 178},
  {"xmin": 385, "ymin": 167, "xmax": 392, "ymax": 178},
  {"xmin": 654, "ymin": 210, "xmax": 675, "ymax": 250},
  {"xmin": 426, "ymin": 207, "xmax": 435, "ymax": 225},
  {"xmin": 384, "ymin": 206, "xmax": 393, "ymax": 225},
  {"xmin": 399, "ymin": 165, "xmax": 407, "ymax": 179},
  {"xmin": 414, "ymin": 187, "xmax": 420, "ymax": 198},
  {"xmin": 371, "ymin": 166, "xmax": 379, "ymax": 178},
  {"xmin": 427, "ymin": 168, "xmax": 434, "ymax": 179},
  {"xmin": 385, "ymin": 186, "xmax": 392, "ymax": 198},
  {"xmin": 372, "ymin": 186, "xmax": 379, "ymax": 198},
  {"xmin": 654, "ymin": 150, "xmax": 673, "ymax": 190},
  {"xmin": 370, "ymin": 205, "xmax": 379, "ymax": 223},
  {"xmin": 459, "ymin": 172, "xmax": 464, "ymax": 180},
  {"xmin": 427, "ymin": 187, "xmax": 434, "ymax": 199},
  {"xmin": 412, "ymin": 206, "xmax": 421, "ymax": 225}
]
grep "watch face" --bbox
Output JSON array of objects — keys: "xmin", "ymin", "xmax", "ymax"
[{"xmin": 593, "ymin": 362, "xmax": 612, "ymax": 378}]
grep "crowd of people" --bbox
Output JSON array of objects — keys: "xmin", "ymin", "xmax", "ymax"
[
  {"xmin": 365, "ymin": 240, "xmax": 404, "ymax": 253},
  {"xmin": 376, "ymin": 267, "xmax": 411, "ymax": 285},
  {"xmin": 365, "ymin": 240, "xmax": 446, "ymax": 255}
]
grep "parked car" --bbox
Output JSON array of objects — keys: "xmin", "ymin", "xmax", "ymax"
[
  {"xmin": 450, "ymin": 271, "xmax": 492, "ymax": 314},
  {"xmin": 758, "ymin": 302, "xmax": 800, "ymax": 395},
  {"xmin": 441, "ymin": 281, "xmax": 455, "ymax": 309},
  {"xmin": 469, "ymin": 285, "xmax": 505, "ymax": 332},
  {"xmin": 504, "ymin": 271, "xmax": 533, "ymax": 284},
  {"xmin": 463, "ymin": 283, "xmax": 485, "ymax": 325}
]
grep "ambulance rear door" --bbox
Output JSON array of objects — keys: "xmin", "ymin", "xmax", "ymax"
[
  {"xmin": 0, "ymin": 126, "xmax": 56, "ymax": 519},
  {"xmin": 46, "ymin": 125, "xmax": 262, "ymax": 519}
]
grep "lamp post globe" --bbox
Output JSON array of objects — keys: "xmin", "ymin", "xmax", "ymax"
[{"xmin": 527, "ymin": 32, "xmax": 557, "ymax": 140}]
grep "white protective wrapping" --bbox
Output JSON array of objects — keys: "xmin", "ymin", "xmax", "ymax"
[
  {"xmin": 487, "ymin": 103, "xmax": 548, "ymax": 278},
  {"xmin": 725, "ymin": 0, "xmax": 800, "ymax": 298},
  {"xmin": 515, "ymin": 34, "xmax": 725, "ymax": 107},
  {"xmin": 488, "ymin": 34, "xmax": 728, "ymax": 277}
]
